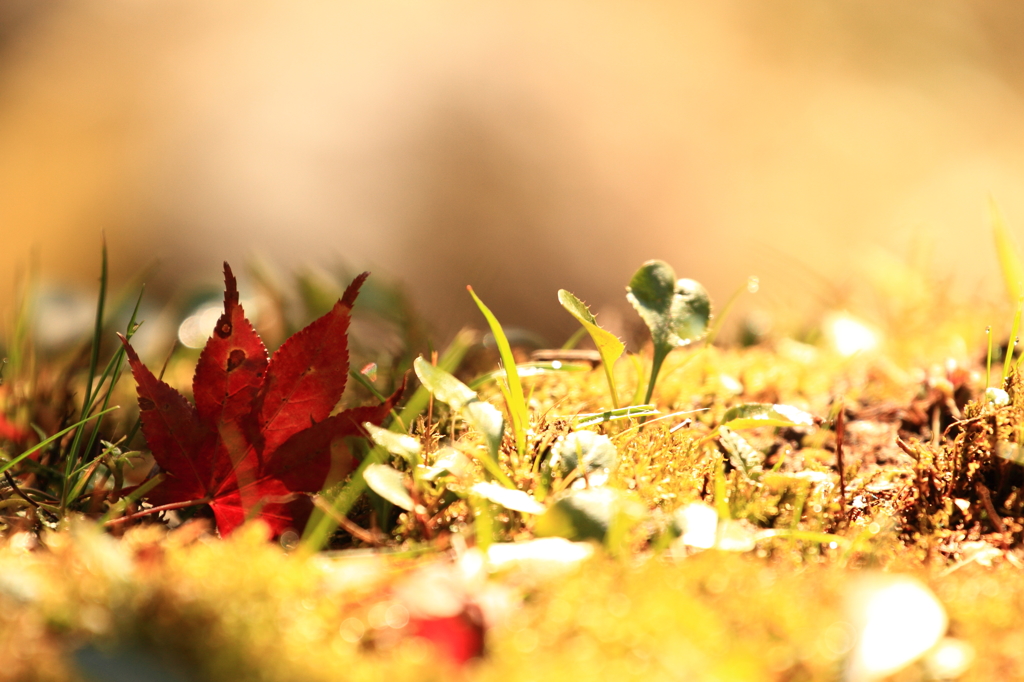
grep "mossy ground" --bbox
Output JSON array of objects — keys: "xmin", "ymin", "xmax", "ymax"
[{"xmin": 1, "ymin": 266, "xmax": 1023, "ymax": 681}]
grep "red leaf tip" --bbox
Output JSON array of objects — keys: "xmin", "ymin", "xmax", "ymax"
[
  {"xmin": 341, "ymin": 271, "xmax": 370, "ymax": 308},
  {"xmin": 117, "ymin": 333, "xmax": 139, "ymax": 361},
  {"xmin": 223, "ymin": 262, "xmax": 239, "ymax": 309}
]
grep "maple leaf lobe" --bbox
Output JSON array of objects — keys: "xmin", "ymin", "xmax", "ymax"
[{"xmin": 123, "ymin": 267, "xmax": 403, "ymax": 539}]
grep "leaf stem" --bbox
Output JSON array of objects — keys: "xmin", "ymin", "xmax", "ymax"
[
  {"xmin": 4, "ymin": 471, "xmax": 39, "ymax": 508},
  {"xmin": 643, "ymin": 345, "xmax": 669, "ymax": 407},
  {"xmin": 310, "ymin": 495, "xmax": 381, "ymax": 545},
  {"xmin": 104, "ymin": 496, "xmax": 212, "ymax": 526}
]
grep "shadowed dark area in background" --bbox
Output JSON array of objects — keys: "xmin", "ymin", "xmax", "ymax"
[{"xmin": 3, "ymin": 1, "xmax": 1024, "ymax": 345}]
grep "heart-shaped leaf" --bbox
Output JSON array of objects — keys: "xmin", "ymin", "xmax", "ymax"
[
  {"xmin": 627, "ymin": 261, "xmax": 710, "ymax": 350},
  {"xmin": 626, "ymin": 260, "xmax": 711, "ymax": 404},
  {"xmin": 557, "ymin": 289, "xmax": 625, "ymax": 407},
  {"xmin": 720, "ymin": 403, "xmax": 815, "ymax": 430}
]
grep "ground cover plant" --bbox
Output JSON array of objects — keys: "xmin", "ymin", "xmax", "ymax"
[{"xmin": 2, "ymin": 240, "xmax": 1024, "ymax": 681}]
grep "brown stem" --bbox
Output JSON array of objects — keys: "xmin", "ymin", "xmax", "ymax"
[
  {"xmin": 104, "ymin": 497, "xmax": 212, "ymax": 526},
  {"xmin": 311, "ymin": 495, "xmax": 380, "ymax": 545},
  {"xmin": 835, "ymin": 400, "xmax": 847, "ymax": 523},
  {"xmin": 975, "ymin": 481, "xmax": 1007, "ymax": 536},
  {"xmin": 409, "ymin": 486, "xmax": 434, "ymax": 541},
  {"xmin": 4, "ymin": 471, "xmax": 39, "ymax": 508}
]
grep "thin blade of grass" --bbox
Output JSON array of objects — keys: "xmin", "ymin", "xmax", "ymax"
[
  {"xmin": 1, "ymin": 407, "xmax": 119, "ymax": 478},
  {"xmin": 81, "ymin": 239, "xmax": 108, "ymax": 417},
  {"xmin": 467, "ymin": 286, "xmax": 528, "ymax": 454},
  {"xmin": 299, "ymin": 445, "xmax": 388, "ymax": 554},
  {"xmin": 560, "ymin": 326, "xmax": 588, "ymax": 350},
  {"xmin": 1005, "ymin": 296, "xmax": 1024, "ymax": 379},
  {"xmin": 63, "ymin": 290, "xmax": 144, "ymax": 508},
  {"xmin": 572, "ymin": 405, "xmax": 659, "ymax": 427},
  {"xmin": 992, "ymin": 198, "xmax": 1024, "ymax": 304},
  {"xmin": 62, "ymin": 243, "xmax": 109, "ymax": 489},
  {"xmin": 71, "ymin": 288, "xmax": 146, "ymax": 502}
]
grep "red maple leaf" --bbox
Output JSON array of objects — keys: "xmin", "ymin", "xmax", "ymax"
[
  {"xmin": 121, "ymin": 263, "xmax": 403, "ymax": 537},
  {"xmin": 0, "ymin": 414, "xmax": 29, "ymax": 445},
  {"xmin": 409, "ymin": 610, "xmax": 486, "ymax": 665}
]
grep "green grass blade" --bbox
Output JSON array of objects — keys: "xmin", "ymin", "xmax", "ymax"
[
  {"xmin": 64, "ymin": 288, "xmax": 145, "ymax": 508},
  {"xmin": 1005, "ymin": 296, "xmax": 1024, "ymax": 379},
  {"xmin": 75, "ymin": 289, "xmax": 145, "ymax": 494},
  {"xmin": 299, "ymin": 445, "xmax": 387, "ymax": 554},
  {"xmin": 62, "ymin": 243, "xmax": 110, "ymax": 497},
  {"xmin": 82, "ymin": 239, "xmax": 109, "ymax": 417},
  {"xmin": 561, "ymin": 326, "xmax": 588, "ymax": 350},
  {"xmin": 704, "ymin": 277, "xmax": 756, "ymax": 347},
  {"xmin": 572, "ymin": 404, "xmax": 659, "ymax": 427},
  {"xmin": 1, "ymin": 407, "xmax": 119, "ymax": 478},
  {"xmin": 557, "ymin": 289, "xmax": 624, "ymax": 408},
  {"xmin": 467, "ymin": 286, "xmax": 528, "ymax": 454},
  {"xmin": 349, "ymin": 369, "xmax": 387, "ymax": 403},
  {"xmin": 992, "ymin": 198, "xmax": 1024, "ymax": 303}
]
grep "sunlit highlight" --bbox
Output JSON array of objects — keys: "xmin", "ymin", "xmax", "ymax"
[
  {"xmin": 847, "ymin": 575, "xmax": 947, "ymax": 681},
  {"xmin": 178, "ymin": 304, "xmax": 224, "ymax": 349},
  {"xmin": 825, "ymin": 313, "xmax": 879, "ymax": 357}
]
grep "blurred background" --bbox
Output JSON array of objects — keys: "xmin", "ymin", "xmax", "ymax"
[{"xmin": 3, "ymin": 0, "xmax": 1024, "ymax": 350}]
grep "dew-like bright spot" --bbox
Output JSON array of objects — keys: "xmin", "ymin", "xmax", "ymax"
[
  {"xmin": 825, "ymin": 313, "xmax": 879, "ymax": 357},
  {"xmin": 846, "ymin": 574, "xmax": 947, "ymax": 681},
  {"xmin": 178, "ymin": 304, "xmax": 223, "ymax": 348}
]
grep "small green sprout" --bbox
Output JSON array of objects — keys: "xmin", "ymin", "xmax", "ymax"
[
  {"xmin": 626, "ymin": 260, "xmax": 711, "ymax": 405},
  {"xmin": 992, "ymin": 197, "xmax": 1024, "ymax": 305},
  {"xmin": 467, "ymin": 286, "xmax": 529, "ymax": 456},
  {"xmin": 413, "ymin": 356, "xmax": 513, "ymax": 488},
  {"xmin": 557, "ymin": 289, "xmax": 625, "ymax": 408}
]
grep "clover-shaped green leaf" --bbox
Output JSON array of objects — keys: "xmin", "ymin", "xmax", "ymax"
[{"xmin": 626, "ymin": 260, "xmax": 711, "ymax": 404}]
